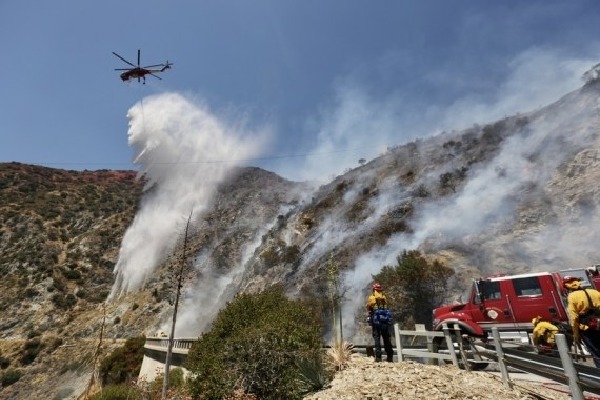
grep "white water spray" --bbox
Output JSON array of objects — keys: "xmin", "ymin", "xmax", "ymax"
[{"xmin": 109, "ymin": 92, "xmax": 267, "ymax": 298}]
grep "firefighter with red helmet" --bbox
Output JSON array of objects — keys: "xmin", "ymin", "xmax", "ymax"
[
  {"xmin": 531, "ymin": 316, "xmax": 559, "ymax": 354},
  {"xmin": 563, "ymin": 275, "xmax": 600, "ymax": 367},
  {"xmin": 366, "ymin": 283, "xmax": 394, "ymax": 362}
]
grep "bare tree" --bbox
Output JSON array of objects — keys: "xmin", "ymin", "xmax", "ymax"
[
  {"xmin": 83, "ymin": 303, "xmax": 107, "ymax": 399},
  {"xmin": 327, "ymin": 254, "xmax": 347, "ymax": 348},
  {"xmin": 162, "ymin": 211, "xmax": 194, "ymax": 399}
]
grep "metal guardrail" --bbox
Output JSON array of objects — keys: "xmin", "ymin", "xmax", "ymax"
[
  {"xmin": 144, "ymin": 328, "xmax": 600, "ymax": 397},
  {"xmin": 145, "ymin": 337, "xmax": 198, "ymax": 350},
  {"xmin": 485, "ymin": 330, "xmax": 600, "ymax": 398},
  {"xmin": 388, "ymin": 324, "xmax": 600, "ymax": 399}
]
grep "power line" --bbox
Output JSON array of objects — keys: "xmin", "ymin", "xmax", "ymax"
[{"xmin": 12, "ymin": 143, "xmax": 388, "ymax": 168}]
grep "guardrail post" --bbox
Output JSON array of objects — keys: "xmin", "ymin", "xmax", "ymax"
[
  {"xmin": 556, "ymin": 333, "xmax": 584, "ymax": 400},
  {"xmin": 442, "ymin": 323, "xmax": 459, "ymax": 367},
  {"xmin": 394, "ymin": 323, "xmax": 403, "ymax": 362},
  {"xmin": 453, "ymin": 325, "xmax": 470, "ymax": 371},
  {"xmin": 427, "ymin": 334, "xmax": 436, "ymax": 365},
  {"xmin": 491, "ymin": 327, "xmax": 512, "ymax": 389}
]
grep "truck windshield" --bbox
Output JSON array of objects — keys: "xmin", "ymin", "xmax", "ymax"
[
  {"xmin": 473, "ymin": 280, "xmax": 501, "ymax": 304},
  {"xmin": 512, "ymin": 276, "xmax": 542, "ymax": 296}
]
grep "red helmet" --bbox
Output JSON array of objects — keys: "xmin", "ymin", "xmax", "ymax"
[
  {"xmin": 563, "ymin": 276, "xmax": 581, "ymax": 288},
  {"xmin": 372, "ymin": 283, "xmax": 382, "ymax": 291}
]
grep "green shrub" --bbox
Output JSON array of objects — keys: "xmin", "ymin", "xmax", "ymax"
[
  {"xmin": 186, "ymin": 286, "xmax": 325, "ymax": 400},
  {"xmin": 148, "ymin": 367, "xmax": 186, "ymax": 397},
  {"xmin": 99, "ymin": 336, "xmax": 145, "ymax": 386},
  {"xmin": 21, "ymin": 337, "xmax": 42, "ymax": 365},
  {"xmin": 64, "ymin": 293, "xmax": 77, "ymax": 307},
  {"xmin": 45, "ymin": 336, "xmax": 64, "ymax": 353},
  {"xmin": 1, "ymin": 368, "xmax": 22, "ymax": 387},
  {"xmin": 51, "ymin": 293, "xmax": 66, "ymax": 308},
  {"xmin": 89, "ymin": 384, "xmax": 142, "ymax": 400},
  {"xmin": 373, "ymin": 249, "xmax": 455, "ymax": 329},
  {"xmin": 89, "ymin": 290, "xmax": 110, "ymax": 304},
  {"xmin": 62, "ymin": 268, "xmax": 82, "ymax": 280},
  {"xmin": 281, "ymin": 245, "xmax": 301, "ymax": 266},
  {"xmin": 27, "ymin": 330, "xmax": 41, "ymax": 339},
  {"xmin": 167, "ymin": 367, "xmax": 185, "ymax": 387}
]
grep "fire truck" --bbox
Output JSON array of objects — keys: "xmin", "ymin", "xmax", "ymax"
[{"xmin": 432, "ymin": 265, "xmax": 600, "ymax": 343}]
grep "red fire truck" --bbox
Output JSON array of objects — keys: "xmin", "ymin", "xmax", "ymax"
[{"xmin": 433, "ymin": 265, "xmax": 600, "ymax": 342}]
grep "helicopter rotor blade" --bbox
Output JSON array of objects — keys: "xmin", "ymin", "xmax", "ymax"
[
  {"xmin": 115, "ymin": 68, "xmax": 133, "ymax": 71},
  {"xmin": 149, "ymin": 73, "xmax": 163, "ymax": 80},
  {"xmin": 112, "ymin": 52, "xmax": 136, "ymax": 68},
  {"xmin": 137, "ymin": 49, "xmax": 141, "ymax": 67},
  {"xmin": 143, "ymin": 64, "xmax": 165, "ymax": 68}
]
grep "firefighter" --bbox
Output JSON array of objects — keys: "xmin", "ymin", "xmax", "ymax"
[
  {"xmin": 366, "ymin": 283, "xmax": 394, "ymax": 362},
  {"xmin": 531, "ymin": 316, "xmax": 559, "ymax": 354},
  {"xmin": 563, "ymin": 276, "xmax": 600, "ymax": 367}
]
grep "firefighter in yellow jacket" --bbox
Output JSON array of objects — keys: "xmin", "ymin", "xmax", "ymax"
[
  {"xmin": 366, "ymin": 283, "xmax": 394, "ymax": 362},
  {"xmin": 531, "ymin": 316, "xmax": 559, "ymax": 354},
  {"xmin": 563, "ymin": 276, "xmax": 600, "ymax": 367}
]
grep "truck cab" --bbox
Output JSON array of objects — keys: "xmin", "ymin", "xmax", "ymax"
[
  {"xmin": 433, "ymin": 272, "xmax": 568, "ymax": 339},
  {"xmin": 433, "ymin": 267, "xmax": 600, "ymax": 340}
]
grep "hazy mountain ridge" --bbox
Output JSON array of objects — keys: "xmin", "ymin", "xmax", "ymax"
[{"xmin": 2, "ymin": 79, "xmax": 600, "ymax": 399}]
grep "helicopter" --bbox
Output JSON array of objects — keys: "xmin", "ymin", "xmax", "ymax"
[{"xmin": 113, "ymin": 49, "xmax": 172, "ymax": 84}]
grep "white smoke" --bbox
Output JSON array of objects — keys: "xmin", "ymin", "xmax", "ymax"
[
  {"xmin": 335, "ymin": 50, "xmax": 600, "ymax": 339},
  {"xmin": 274, "ymin": 47, "xmax": 596, "ymax": 183},
  {"xmin": 109, "ymin": 92, "xmax": 267, "ymax": 298},
  {"xmin": 169, "ymin": 210, "xmax": 285, "ymax": 336}
]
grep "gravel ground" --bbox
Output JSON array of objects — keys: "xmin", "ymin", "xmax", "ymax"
[{"xmin": 303, "ymin": 354, "xmax": 576, "ymax": 400}]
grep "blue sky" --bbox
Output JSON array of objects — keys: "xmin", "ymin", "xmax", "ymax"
[{"xmin": 1, "ymin": 1, "xmax": 599, "ymax": 181}]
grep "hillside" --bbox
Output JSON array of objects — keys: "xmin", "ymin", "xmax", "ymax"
[
  {"xmin": 0, "ymin": 164, "xmax": 301, "ymax": 399},
  {"xmin": 0, "ymin": 163, "xmax": 141, "ymax": 330},
  {"xmin": 2, "ymin": 78, "xmax": 600, "ymax": 399}
]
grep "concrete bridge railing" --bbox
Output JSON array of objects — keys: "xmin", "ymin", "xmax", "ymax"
[{"xmin": 139, "ymin": 337, "xmax": 199, "ymax": 382}]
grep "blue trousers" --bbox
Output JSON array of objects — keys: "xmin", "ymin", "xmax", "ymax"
[
  {"xmin": 581, "ymin": 329, "xmax": 600, "ymax": 368},
  {"xmin": 372, "ymin": 323, "xmax": 394, "ymax": 361}
]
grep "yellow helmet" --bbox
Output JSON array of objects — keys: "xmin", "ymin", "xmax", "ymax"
[{"xmin": 532, "ymin": 316, "xmax": 542, "ymax": 326}]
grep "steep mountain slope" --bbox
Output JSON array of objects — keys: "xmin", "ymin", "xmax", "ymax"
[
  {"xmin": 175, "ymin": 78, "xmax": 600, "ymax": 340},
  {"xmin": 0, "ymin": 164, "xmax": 302, "ymax": 399},
  {"xmin": 0, "ymin": 164, "xmax": 142, "ymax": 399},
  {"xmin": 1, "ymin": 78, "xmax": 600, "ymax": 399},
  {"xmin": 0, "ymin": 164, "xmax": 141, "ymax": 333}
]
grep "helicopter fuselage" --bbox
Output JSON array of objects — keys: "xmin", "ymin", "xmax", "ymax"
[{"xmin": 120, "ymin": 68, "xmax": 152, "ymax": 82}]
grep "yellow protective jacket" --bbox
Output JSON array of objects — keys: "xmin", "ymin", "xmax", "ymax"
[
  {"xmin": 532, "ymin": 321, "xmax": 558, "ymax": 347},
  {"xmin": 366, "ymin": 291, "xmax": 387, "ymax": 312},
  {"xmin": 567, "ymin": 288, "xmax": 600, "ymax": 337}
]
